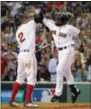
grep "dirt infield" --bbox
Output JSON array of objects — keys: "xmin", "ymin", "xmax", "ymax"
[{"xmin": 1, "ymin": 103, "xmax": 91, "ymax": 109}]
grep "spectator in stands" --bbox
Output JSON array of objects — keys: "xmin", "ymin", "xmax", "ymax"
[
  {"xmin": 3, "ymin": 43, "xmax": 17, "ymax": 75},
  {"xmin": 36, "ymin": 30, "xmax": 44, "ymax": 62},
  {"xmin": 44, "ymin": 47, "xmax": 51, "ymax": 63},
  {"xmin": 1, "ymin": 22, "xmax": 10, "ymax": 47},
  {"xmin": 72, "ymin": 50, "xmax": 85, "ymax": 81},
  {"xmin": 39, "ymin": 32, "xmax": 48, "ymax": 49},
  {"xmin": 48, "ymin": 51, "xmax": 58, "ymax": 82},
  {"xmin": 38, "ymin": 56, "xmax": 50, "ymax": 81},
  {"xmin": 8, "ymin": 28, "xmax": 16, "ymax": 44},
  {"xmin": 83, "ymin": 44, "xmax": 91, "ymax": 81},
  {"xmin": 10, "ymin": 2, "xmax": 22, "ymax": 17},
  {"xmin": 1, "ymin": 2, "xmax": 9, "ymax": 18},
  {"xmin": 87, "ymin": 52, "xmax": 91, "ymax": 82},
  {"xmin": 4, "ymin": 69, "xmax": 16, "ymax": 81}
]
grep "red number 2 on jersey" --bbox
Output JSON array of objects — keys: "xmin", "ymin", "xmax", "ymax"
[{"xmin": 18, "ymin": 32, "xmax": 25, "ymax": 43}]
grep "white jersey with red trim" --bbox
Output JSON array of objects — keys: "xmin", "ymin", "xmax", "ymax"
[
  {"xmin": 43, "ymin": 17, "xmax": 81, "ymax": 98},
  {"xmin": 16, "ymin": 20, "xmax": 37, "ymax": 52},
  {"xmin": 43, "ymin": 18, "xmax": 80, "ymax": 48}
]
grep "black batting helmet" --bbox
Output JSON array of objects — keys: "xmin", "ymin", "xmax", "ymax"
[
  {"xmin": 15, "ymin": 13, "xmax": 27, "ymax": 26},
  {"xmin": 55, "ymin": 13, "xmax": 69, "ymax": 24}
]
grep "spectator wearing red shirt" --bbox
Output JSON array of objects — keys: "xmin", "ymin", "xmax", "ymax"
[
  {"xmin": 1, "ymin": 55, "xmax": 7, "ymax": 80},
  {"xmin": 55, "ymin": 1, "xmax": 64, "ymax": 11}
]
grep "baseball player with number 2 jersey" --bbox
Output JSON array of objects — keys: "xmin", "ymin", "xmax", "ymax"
[
  {"xmin": 9, "ymin": 13, "xmax": 41, "ymax": 108},
  {"xmin": 42, "ymin": 13, "xmax": 81, "ymax": 103}
]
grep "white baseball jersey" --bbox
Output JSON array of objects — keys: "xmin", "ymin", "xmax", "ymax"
[
  {"xmin": 16, "ymin": 20, "xmax": 37, "ymax": 52},
  {"xmin": 43, "ymin": 18, "xmax": 80, "ymax": 97},
  {"xmin": 43, "ymin": 18, "xmax": 80, "ymax": 48}
]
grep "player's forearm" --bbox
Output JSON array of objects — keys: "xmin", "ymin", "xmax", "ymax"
[
  {"xmin": 43, "ymin": 18, "xmax": 49, "ymax": 27},
  {"xmin": 43, "ymin": 18, "xmax": 55, "ymax": 31},
  {"xmin": 39, "ymin": 9, "xmax": 53, "ymax": 28}
]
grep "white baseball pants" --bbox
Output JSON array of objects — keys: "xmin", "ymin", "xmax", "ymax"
[
  {"xmin": 55, "ymin": 46, "xmax": 75, "ymax": 96},
  {"xmin": 16, "ymin": 52, "xmax": 37, "ymax": 86}
]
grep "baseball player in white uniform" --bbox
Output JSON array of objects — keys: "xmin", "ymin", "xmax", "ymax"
[
  {"xmin": 9, "ymin": 12, "xmax": 41, "ymax": 107},
  {"xmin": 41, "ymin": 12, "xmax": 81, "ymax": 103}
]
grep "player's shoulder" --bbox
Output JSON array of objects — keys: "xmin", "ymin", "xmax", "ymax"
[
  {"xmin": 17, "ymin": 20, "xmax": 34, "ymax": 31},
  {"xmin": 16, "ymin": 24, "xmax": 25, "ymax": 34},
  {"xmin": 27, "ymin": 19, "xmax": 36, "ymax": 25},
  {"xmin": 67, "ymin": 24, "xmax": 80, "ymax": 31},
  {"xmin": 67, "ymin": 24, "xmax": 80, "ymax": 35},
  {"xmin": 66, "ymin": 24, "xmax": 75, "ymax": 29}
]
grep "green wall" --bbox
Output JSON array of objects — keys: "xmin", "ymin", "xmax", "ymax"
[
  {"xmin": 67, "ymin": 84, "xmax": 91, "ymax": 103},
  {"xmin": 1, "ymin": 82, "xmax": 91, "ymax": 103}
]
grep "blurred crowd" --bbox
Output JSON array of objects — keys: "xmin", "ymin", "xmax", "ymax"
[{"xmin": 1, "ymin": 1, "xmax": 91, "ymax": 82}]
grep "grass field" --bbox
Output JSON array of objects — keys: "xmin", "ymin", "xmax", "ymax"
[{"xmin": 1, "ymin": 103, "xmax": 91, "ymax": 109}]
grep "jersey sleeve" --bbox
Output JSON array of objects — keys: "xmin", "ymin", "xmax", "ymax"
[
  {"xmin": 43, "ymin": 18, "xmax": 55, "ymax": 30},
  {"xmin": 69, "ymin": 26, "xmax": 80, "ymax": 38}
]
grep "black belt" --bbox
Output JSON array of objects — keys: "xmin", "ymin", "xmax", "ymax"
[
  {"xmin": 20, "ymin": 49, "xmax": 30, "ymax": 52},
  {"xmin": 58, "ymin": 45, "xmax": 74, "ymax": 51}
]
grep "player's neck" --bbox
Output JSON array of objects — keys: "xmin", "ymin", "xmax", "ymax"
[{"xmin": 21, "ymin": 20, "xmax": 28, "ymax": 25}]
